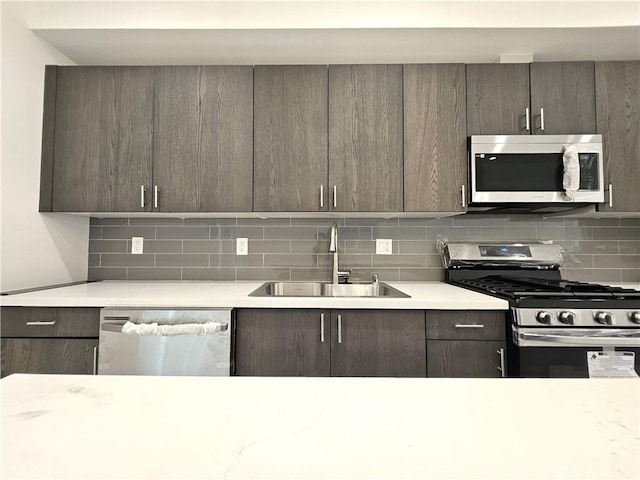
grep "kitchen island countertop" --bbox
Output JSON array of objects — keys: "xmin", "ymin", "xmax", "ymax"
[
  {"xmin": 0, "ymin": 281, "xmax": 509, "ymax": 310},
  {"xmin": 1, "ymin": 374, "xmax": 638, "ymax": 479}
]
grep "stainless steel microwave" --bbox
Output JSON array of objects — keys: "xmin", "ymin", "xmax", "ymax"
[{"xmin": 469, "ymin": 135, "xmax": 604, "ymax": 210}]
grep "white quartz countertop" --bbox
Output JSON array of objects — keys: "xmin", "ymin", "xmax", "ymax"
[
  {"xmin": 2, "ymin": 374, "xmax": 638, "ymax": 480},
  {"xmin": 0, "ymin": 281, "xmax": 509, "ymax": 310}
]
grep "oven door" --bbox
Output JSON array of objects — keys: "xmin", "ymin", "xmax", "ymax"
[{"xmin": 511, "ymin": 327, "xmax": 640, "ymax": 378}]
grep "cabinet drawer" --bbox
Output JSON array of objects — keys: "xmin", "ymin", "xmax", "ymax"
[
  {"xmin": 1, "ymin": 307, "xmax": 100, "ymax": 338},
  {"xmin": 425, "ymin": 311, "xmax": 505, "ymax": 340}
]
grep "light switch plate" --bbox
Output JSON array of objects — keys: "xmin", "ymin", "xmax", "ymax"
[
  {"xmin": 236, "ymin": 238, "xmax": 249, "ymax": 256},
  {"xmin": 131, "ymin": 237, "xmax": 144, "ymax": 255},
  {"xmin": 376, "ymin": 239, "xmax": 393, "ymax": 255}
]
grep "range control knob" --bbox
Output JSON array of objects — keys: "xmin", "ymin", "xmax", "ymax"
[
  {"xmin": 536, "ymin": 311, "xmax": 553, "ymax": 324},
  {"xmin": 558, "ymin": 311, "xmax": 576, "ymax": 325},
  {"xmin": 629, "ymin": 312, "xmax": 640, "ymax": 324},
  {"xmin": 595, "ymin": 311, "xmax": 614, "ymax": 325}
]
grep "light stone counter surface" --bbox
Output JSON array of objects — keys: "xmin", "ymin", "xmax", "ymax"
[
  {"xmin": 0, "ymin": 281, "xmax": 509, "ymax": 310},
  {"xmin": 2, "ymin": 374, "xmax": 638, "ymax": 480}
]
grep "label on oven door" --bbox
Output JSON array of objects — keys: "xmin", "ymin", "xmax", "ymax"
[{"xmin": 587, "ymin": 351, "xmax": 638, "ymax": 378}]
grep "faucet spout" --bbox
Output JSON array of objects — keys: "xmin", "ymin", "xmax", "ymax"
[
  {"xmin": 328, "ymin": 223, "xmax": 350, "ymax": 284},
  {"xmin": 329, "ymin": 223, "xmax": 338, "ymax": 253}
]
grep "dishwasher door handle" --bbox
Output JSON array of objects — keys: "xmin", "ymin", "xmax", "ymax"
[{"xmin": 101, "ymin": 321, "xmax": 229, "ymax": 335}]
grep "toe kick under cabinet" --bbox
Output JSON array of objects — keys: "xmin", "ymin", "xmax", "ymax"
[
  {"xmin": 0, "ymin": 307, "xmax": 100, "ymax": 378},
  {"xmin": 234, "ymin": 309, "xmax": 506, "ymax": 378}
]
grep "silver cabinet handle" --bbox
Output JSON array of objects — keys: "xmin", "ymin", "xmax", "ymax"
[
  {"xmin": 320, "ymin": 313, "xmax": 325, "ymax": 343},
  {"xmin": 140, "ymin": 185, "xmax": 146, "ymax": 208},
  {"xmin": 333, "ymin": 185, "xmax": 337, "ymax": 208},
  {"xmin": 455, "ymin": 323, "xmax": 484, "ymax": 328},
  {"xmin": 26, "ymin": 321, "xmax": 56, "ymax": 326},
  {"xmin": 337, "ymin": 314, "xmax": 342, "ymax": 344},
  {"xmin": 320, "ymin": 185, "xmax": 324, "ymax": 209},
  {"xmin": 525, "ymin": 107, "xmax": 530, "ymax": 131},
  {"xmin": 540, "ymin": 107, "xmax": 545, "ymax": 131},
  {"xmin": 497, "ymin": 348, "xmax": 506, "ymax": 377},
  {"xmin": 460, "ymin": 185, "xmax": 466, "ymax": 208},
  {"xmin": 92, "ymin": 346, "xmax": 98, "ymax": 375},
  {"xmin": 608, "ymin": 183, "xmax": 613, "ymax": 208},
  {"xmin": 154, "ymin": 185, "xmax": 159, "ymax": 209}
]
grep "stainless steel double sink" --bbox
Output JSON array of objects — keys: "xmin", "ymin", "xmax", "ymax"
[{"xmin": 249, "ymin": 281, "xmax": 410, "ymax": 298}]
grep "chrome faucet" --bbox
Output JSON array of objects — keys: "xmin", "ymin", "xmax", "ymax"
[{"xmin": 329, "ymin": 223, "xmax": 351, "ymax": 284}]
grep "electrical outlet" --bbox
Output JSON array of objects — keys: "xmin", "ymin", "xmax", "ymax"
[
  {"xmin": 236, "ymin": 237, "xmax": 248, "ymax": 256},
  {"xmin": 376, "ymin": 239, "xmax": 393, "ymax": 255},
  {"xmin": 131, "ymin": 237, "xmax": 144, "ymax": 255}
]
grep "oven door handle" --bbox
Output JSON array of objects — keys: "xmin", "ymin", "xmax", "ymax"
[{"xmin": 514, "ymin": 328, "xmax": 640, "ymax": 347}]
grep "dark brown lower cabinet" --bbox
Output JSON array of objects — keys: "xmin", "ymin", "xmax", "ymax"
[
  {"xmin": 330, "ymin": 310, "xmax": 426, "ymax": 377},
  {"xmin": 1, "ymin": 338, "xmax": 98, "ymax": 377},
  {"xmin": 235, "ymin": 309, "xmax": 330, "ymax": 376},
  {"xmin": 427, "ymin": 340, "xmax": 505, "ymax": 378},
  {"xmin": 0, "ymin": 307, "xmax": 100, "ymax": 378},
  {"xmin": 425, "ymin": 311, "xmax": 507, "ymax": 378},
  {"xmin": 235, "ymin": 309, "xmax": 426, "ymax": 377}
]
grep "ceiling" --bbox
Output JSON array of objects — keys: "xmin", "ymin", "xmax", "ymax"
[{"xmin": 34, "ymin": 26, "xmax": 640, "ymax": 65}]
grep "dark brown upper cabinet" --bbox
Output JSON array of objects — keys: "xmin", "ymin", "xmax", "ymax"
[
  {"xmin": 253, "ymin": 66, "xmax": 329, "ymax": 212},
  {"xmin": 530, "ymin": 62, "xmax": 596, "ymax": 134},
  {"xmin": 466, "ymin": 63, "xmax": 530, "ymax": 135},
  {"xmin": 466, "ymin": 62, "xmax": 596, "ymax": 136},
  {"xmin": 153, "ymin": 66, "xmax": 253, "ymax": 212},
  {"xmin": 253, "ymin": 65, "xmax": 329, "ymax": 212},
  {"xmin": 328, "ymin": 64, "xmax": 403, "ymax": 212},
  {"xmin": 595, "ymin": 61, "xmax": 640, "ymax": 213},
  {"xmin": 47, "ymin": 66, "xmax": 154, "ymax": 212},
  {"xmin": 404, "ymin": 64, "xmax": 467, "ymax": 212}
]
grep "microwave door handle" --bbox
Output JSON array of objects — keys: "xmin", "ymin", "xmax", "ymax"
[
  {"xmin": 562, "ymin": 145, "xmax": 580, "ymax": 200},
  {"xmin": 515, "ymin": 329, "xmax": 640, "ymax": 347}
]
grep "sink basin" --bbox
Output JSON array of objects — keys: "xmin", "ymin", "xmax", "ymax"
[{"xmin": 249, "ymin": 282, "xmax": 410, "ymax": 298}]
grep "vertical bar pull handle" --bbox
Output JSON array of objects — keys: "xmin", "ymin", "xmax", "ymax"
[
  {"xmin": 460, "ymin": 185, "xmax": 466, "ymax": 208},
  {"xmin": 337, "ymin": 314, "xmax": 342, "ymax": 344},
  {"xmin": 608, "ymin": 183, "xmax": 613, "ymax": 208},
  {"xmin": 320, "ymin": 185, "xmax": 324, "ymax": 209},
  {"xmin": 540, "ymin": 108, "xmax": 545, "ymax": 131},
  {"xmin": 154, "ymin": 185, "xmax": 159, "ymax": 209},
  {"xmin": 333, "ymin": 185, "xmax": 337, "ymax": 208},
  {"xmin": 320, "ymin": 313, "xmax": 325, "ymax": 343},
  {"xmin": 497, "ymin": 348, "xmax": 506, "ymax": 377},
  {"xmin": 92, "ymin": 346, "xmax": 98, "ymax": 375},
  {"xmin": 140, "ymin": 185, "xmax": 146, "ymax": 208},
  {"xmin": 525, "ymin": 107, "xmax": 530, "ymax": 131}
]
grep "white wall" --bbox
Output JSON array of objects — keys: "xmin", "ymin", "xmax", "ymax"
[{"xmin": 1, "ymin": 3, "xmax": 88, "ymax": 291}]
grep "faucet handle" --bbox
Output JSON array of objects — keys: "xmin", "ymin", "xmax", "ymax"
[
  {"xmin": 371, "ymin": 273, "xmax": 379, "ymax": 285},
  {"xmin": 337, "ymin": 269, "xmax": 351, "ymax": 284}
]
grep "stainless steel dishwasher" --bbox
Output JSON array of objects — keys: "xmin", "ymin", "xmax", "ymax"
[{"xmin": 98, "ymin": 309, "xmax": 233, "ymax": 376}]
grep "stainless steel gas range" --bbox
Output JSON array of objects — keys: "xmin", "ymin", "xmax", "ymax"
[{"xmin": 443, "ymin": 243, "xmax": 640, "ymax": 378}]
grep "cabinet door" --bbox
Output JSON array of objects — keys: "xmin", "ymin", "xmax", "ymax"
[
  {"xmin": 331, "ymin": 310, "xmax": 426, "ymax": 377},
  {"xmin": 404, "ymin": 64, "xmax": 467, "ymax": 212},
  {"xmin": 530, "ymin": 62, "xmax": 596, "ymax": 134},
  {"xmin": 427, "ymin": 340, "xmax": 506, "ymax": 378},
  {"xmin": 595, "ymin": 61, "xmax": 640, "ymax": 213},
  {"xmin": 235, "ymin": 309, "xmax": 330, "ymax": 376},
  {"xmin": 329, "ymin": 65, "xmax": 403, "ymax": 211},
  {"xmin": 254, "ymin": 66, "xmax": 328, "ymax": 212},
  {"xmin": 466, "ymin": 64, "xmax": 530, "ymax": 135},
  {"xmin": 0, "ymin": 338, "xmax": 98, "ymax": 378},
  {"xmin": 153, "ymin": 66, "xmax": 253, "ymax": 212},
  {"xmin": 51, "ymin": 67, "xmax": 154, "ymax": 212}
]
